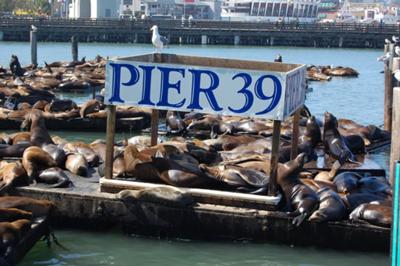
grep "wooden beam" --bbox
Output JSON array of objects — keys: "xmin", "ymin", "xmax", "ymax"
[
  {"xmin": 268, "ymin": 120, "xmax": 281, "ymax": 196},
  {"xmin": 390, "ymin": 87, "xmax": 400, "ymax": 186},
  {"xmin": 71, "ymin": 35, "xmax": 78, "ymax": 62},
  {"xmin": 150, "ymin": 109, "xmax": 159, "ymax": 146},
  {"xmin": 105, "ymin": 105, "xmax": 116, "ymax": 179},
  {"xmin": 384, "ymin": 43, "xmax": 394, "ymax": 132},
  {"xmin": 290, "ymin": 109, "xmax": 300, "ymax": 160},
  {"xmin": 30, "ymin": 28, "xmax": 37, "ymax": 67}
]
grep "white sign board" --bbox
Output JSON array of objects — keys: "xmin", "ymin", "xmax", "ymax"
[{"xmin": 105, "ymin": 54, "xmax": 306, "ymax": 120}]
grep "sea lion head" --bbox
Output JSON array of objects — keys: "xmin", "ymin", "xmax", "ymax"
[
  {"xmin": 323, "ymin": 112, "xmax": 338, "ymax": 130},
  {"xmin": 277, "ymin": 153, "xmax": 306, "ymax": 186}
]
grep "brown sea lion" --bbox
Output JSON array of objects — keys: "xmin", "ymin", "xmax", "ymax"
[
  {"xmin": 277, "ymin": 153, "xmax": 319, "ymax": 226},
  {"xmin": 323, "ymin": 112, "xmax": 356, "ymax": 164},
  {"xmin": 63, "ymin": 142, "xmax": 100, "ymax": 167},
  {"xmin": 32, "ymin": 100, "xmax": 49, "ymax": 111},
  {"xmin": 10, "ymin": 132, "xmax": 30, "ymax": 145},
  {"xmin": 65, "ymin": 153, "xmax": 89, "ymax": 177},
  {"xmin": 21, "ymin": 110, "xmax": 54, "ymax": 147},
  {"xmin": 42, "ymin": 144, "xmax": 67, "ymax": 167},
  {"xmin": 22, "ymin": 146, "xmax": 57, "ymax": 178},
  {"xmin": 301, "ymin": 178, "xmax": 338, "ymax": 193},
  {"xmin": 46, "ymin": 99, "xmax": 77, "ymax": 113},
  {"xmin": 80, "ymin": 99, "xmax": 100, "ymax": 118},
  {"xmin": 17, "ymin": 102, "xmax": 31, "ymax": 110},
  {"xmin": 350, "ymin": 203, "xmax": 391, "ymax": 227},
  {"xmin": 37, "ymin": 167, "xmax": 71, "ymax": 188},
  {"xmin": 0, "ymin": 196, "xmax": 54, "ymax": 217},
  {"xmin": 342, "ymin": 193, "xmax": 388, "ymax": 212},
  {"xmin": 314, "ymin": 160, "xmax": 341, "ymax": 182},
  {"xmin": 0, "ymin": 161, "xmax": 29, "ymax": 193},
  {"xmin": 299, "ymin": 116, "xmax": 321, "ymax": 147},
  {"xmin": 0, "ymin": 219, "xmax": 31, "ymax": 261},
  {"xmin": 308, "ymin": 187, "xmax": 347, "ymax": 222},
  {"xmin": 0, "ymin": 208, "xmax": 32, "ymax": 222},
  {"xmin": 122, "ymin": 145, "xmax": 160, "ymax": 181}
]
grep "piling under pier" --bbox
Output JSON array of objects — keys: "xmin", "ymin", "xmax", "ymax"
[{"xmin": 9, "ymin": 171, "xmax": 390, "ymax": 252}]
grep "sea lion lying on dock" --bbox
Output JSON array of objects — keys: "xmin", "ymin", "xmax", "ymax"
[
  {"xmin": 0, "ymin": 161, "xmax": 29, "ymax": 194},
  {"xmin": 0, "ymin": 208, "xmax": 32, "ymax": 222},
  {"xmin": 0, "ymin": 196, "xmax": 53, "ymax": 217},
  {"xmin": 350, "ymin": 203, "xmax": 392, "ymax": 227},
  {"xmin": 308, "ymin": 187, "xmax": 347, "ymax": 222}
]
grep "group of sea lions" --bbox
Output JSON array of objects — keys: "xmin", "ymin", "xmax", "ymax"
[
  {"xmin": 0, "ymin": 195, "xmax": 54, "ymax": 266},
  {"xmin": 307, "ymin": 65, "xmax": 359, "ymax": 81}
]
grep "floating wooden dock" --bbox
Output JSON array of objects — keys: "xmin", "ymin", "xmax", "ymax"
[
  {"xmin": 9, "ymin": 166, "xmax": 390, "ymax": 252},
  {"xmin": 0, "ymin": 17, "xmax": 399, "ymax": 48}
]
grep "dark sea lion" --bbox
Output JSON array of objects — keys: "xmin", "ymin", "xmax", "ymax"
[
  {"xmin": 278, "ymin": 142, "xmax": 317, "ymax": 163},
  {"xmin": 63, "ymin": 142, "xmax": 99, "ymax": 167},
  {"xmin": 57, "ymin": 80, "xmax": 90, "ymax": 91},
  {"xmin": 0, "ymin": 208, "xmax": 32, "ymax": 222},
  {"xmin": 308, "ymin": 187, "xmax": 347, "ymax": 222},
  {"xmin": 0, "ymin": 196, "xmax": 54, "ymax": 217},
  {"xmin": 118, "ymin": 187, "xmax": 196, "ymax": 208},
  {"xmin": 277, "ymin": 153, "xmax": 319, "ymax": 226},
  {"xmin": 323, "ymin": 112, "xmax": 356, "ymax": 164},
  {"xmin": 38, "ymin": 167, "xmax": 71, "ymax": 188},
  {"xmin": 344, "ymin": 135, "xmax": 365, "ymax": 154},
  {"xmin": 357, "ymin": 176, "xmax": 392, "ymax": 196},
  {"xmin": 79, "ymin": 99, "xmax": 100, "ymax": 118},
  {"xmin": 350, "ymin": 203, "xmax": 391, "ymax": 227},
  {"xmin": 0, "ymin": 161, "xmax": 29, "ymax": 193},
  {"xmin": 151, "ymin": 157, "xmax": 218, "ymax": 188},
  {"xmin": 65, "ymin": 153, "xmax": 89, "ymax": 177},
  {"xmin": 166, "ymin": 110, "xmax": 186, "ymax": 134},
  {"xmin": 0, "ymin": 142, "xmax": 31, "ymax": 158},
  {"xmin": 46, "ymin": 99, "xmax": 77, "ymax": 113},
  {"xmin": 299, "ymin": 116, "xmax": 321, "ymax": 147},
  {"xmin": 42, "ymin": 144, "xmax": 67, "ymax": 167},
  {"xmin": 21, "ymin": 110, "xmax": 54, "ymax": 147},
  {"xmin": 342, "ymin": 193, "xmax": 388, "ymax": 212},
  {"xmin": 122, "ymin": 145, "xmax": 160, "ymax": 181},
  {"xmin": 333, "ymin": 171, "xmax": 361, "ymax": 194},
  {"xmin": 22, "ymin": 146, "xmax": 57, "ymax": 178}
]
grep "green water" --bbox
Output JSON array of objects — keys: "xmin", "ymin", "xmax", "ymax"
[{"xmin": 0, "ymin": 42, "xmax": 390, "ymax": 265}]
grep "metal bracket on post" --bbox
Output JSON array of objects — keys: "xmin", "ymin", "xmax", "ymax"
[{"xmin": 268, "ymin": 120, "xmax": 281, "ymax": 196}]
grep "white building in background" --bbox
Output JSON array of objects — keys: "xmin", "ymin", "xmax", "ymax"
[
  {"xmin": 69, "ymin": 0, "xmax": 121, "ymax": 18},
  {"xmin": 120, "ymin": 0, "xmax": 141, "ymax": 17},
  {"xmin": 221, "ymin": 0, "xmax": 319, "ymax": 22}
]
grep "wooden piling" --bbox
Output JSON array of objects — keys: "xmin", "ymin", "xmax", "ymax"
[
  {"xmin": 290, "ymin": 109, "xmax": 300, "ymax": 160},
  {"xmin": 390, "ymin": 87, "xmax": 400, "ymax": 186},
  {"xmin": 105, "ymin": 105, "xmax": 116, "ymax": 179},
  {"xmin": 268, "ymin": 120, "xmax": 281, "ymax": 196},
  {"xmin": 384, "ymin": 43, "xmax": 394, "ymax": 131},
  {"xmin": 30, "ymin": 26, "xmax": 37, "ymax": 67},
  {"xmin": 71, "ymin": 36, "xmax": 78, "ymax": 62},
  {"xmin": 150, "ymin": 109, "xmax": 159, "ymax": 146}
]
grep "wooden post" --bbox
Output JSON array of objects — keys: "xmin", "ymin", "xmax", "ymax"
[
  {"xmin": 390, "ymin": 87, "xmax": 400, "ymax": 186},
  {"xmin": 384, "ymin": 43, "xmax": 394, "ymax": 131},
  {"xmin": 150, "ymin": 109, "xmax": 159, "ymax": 146},
  {"xmin": 71, "ymin": 36, "xmax": 78, "ymax": 62},
  {"xmin": 105, "ymin": 105, "xmax": 116, "ymax": 179},
  {"xmin": 30, "ymin": 26, "xmax": 37, "ymax": 67},
  {"xmin": 290, "ymin": 109, "xmax": 300, "ymax": 160},
  {"xmin": 268, "ymin": 120, "xmax": 281, "ymax": 196}
]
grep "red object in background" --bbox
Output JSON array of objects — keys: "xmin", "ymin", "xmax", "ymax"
[{"xmin": 185, "ymin": 0, "xmax": 195, "ymax": 3}]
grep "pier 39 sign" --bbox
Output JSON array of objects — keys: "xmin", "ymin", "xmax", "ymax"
[{"xmin": 105, "ymin": 54, "xmax": 306, "ymax": 120}]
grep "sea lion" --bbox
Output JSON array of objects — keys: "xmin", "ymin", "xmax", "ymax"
[
  {"xmin": 118, "ymin": 187, "xmax": 196, "ymax": 208},
  {"xmin": 46, "ymin": 99, "xmax": 77, "ymax": 113},
  {"xmin": 166, "ymin": 110, "xmax": 186, "ymax": 134},
  {"xmin": 314, "ymin": 160, "xmax": 341, "ymax": 182},
  {"xmin": 278, "ymin": 142, "xmax": 317, "ymax": 163},
  {"xmin": 32, "ymin": 100, "xmax": 49, "ymax": 111},
  {"xmin": 0, "ymin": 196, "xmax": 53, "ymax": 217},
  {"xmin": 0, "ymin": 208, "xmax": 32, "ymax": 222},
  {"xmin": 21, "ymin": 110, "xmax": 54, "ymax": 147},
  {"xmin": 80, "ymin": 99, "xmax": 100, "ymax": 118},
  {"xmin": 17, "ymin": 102, "xmax": 31, "ymax": 111},
  {"xmin": 122, "ymin": 145, "xmax": 160, "ymax": 182},
  {"xmin": 0, "ymin": 161, "xmax": 29, "ymax": 193},
  {"xmin": 323, "ymin": 112, "xmax": 356, "ymax": 164},
  {"xmin": 301, "ymin": 178, "xmax": 338, "ymax": 193},
  {"xmin": 37, "ymin": 167, "xmax": 71, "ymax": 188},
  {"xmin": 22, "ymin": 146, "xmax": 57, "ymax": 178},
  {"xmin": 0, "ymin": 219, "xmax": 31, "ymax": 262},
  {"xmin": 277, "ymin": 153, "xmax": 319, "ymax": 226},
  {"xmin": 63, "ymin": 142, "xmax": 99, "ymax": 167},
  {"xmin": 42, "ymin": 144, "xmax": 67, "ymax": 167},
  {"xmin": 10, "ymin": 132, "xmax": 30, "ymax": 145},
  {"xmin": 0, "ymin": 142, "xmax": 31, "ymax": 158},
  {"xmin": 350, "ymin": 203, "xmax": 391, "ymax": 227},
  {"xmin": 308, "ymin": 187, "xmax": 347, "ymax": 222},
  {"xmin": 342, "ymin": 193, "xmax": 388, "ymax": 212},
  {"xmin": 57, "ymin": 80, "xmax": 90, "ymax": 91},
  {"xmin": 333, "ymin": 171, "xmax": 360, "ymax": 194},
  {"xmin": 299, "ymin": 116, "xmax": 321, "ymax": 147},
  {"xmin": 65, "ymin": 153, "xmax": 89, "ymax": 177},
  {"xmin": 344, "ymin": 135, "xmax": 366, "ymax": 154},
  {"xmin": 357, "ymin": 176, "xmax": 392, "ymax": 196}
]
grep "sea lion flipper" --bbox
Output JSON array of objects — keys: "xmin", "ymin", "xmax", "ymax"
[{"xmin": 292, "ymin": 212, "xmax": 307, "ymax": 227}]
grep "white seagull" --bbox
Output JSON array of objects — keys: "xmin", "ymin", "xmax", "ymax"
[
  {"xmin": 393, "ymin": 35, "xmax": 400, "ymax": 43},
  {"xmin": 150, "ymin": 25, "xmax": 168, "ymax": 53},
  {"xmin": 395, "ymin": 46, "xmax": 400, "ymax": 56},
  {"xmin": 31, "ymin": 25, "xmax": 37, "ymax": 32},
  {"xmin": 377, "ymin": 52, "xmax": 392, "ymax": 62},
  {"xmin": 385, "ymin": 38, "xmax": 392, "ymax": 44},
  {"xmin": 394, "ymin": 69, "xmax": 400, "ymax": 82}
]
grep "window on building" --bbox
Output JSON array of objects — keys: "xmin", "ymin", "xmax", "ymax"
[
  {"xmin": 273, "ymin": 3, "xmax": 280, "ymax": 16},
  {"xmin": 280, "ymin": 3, "xmax": 287, "ymax": 16},
  {"xmin": 287, "ymin": 4, "xmax": 293, "ymax": 17},
  {"xmin": 266, "ymin": 3, "xmax": 273, "ymax": 16}
]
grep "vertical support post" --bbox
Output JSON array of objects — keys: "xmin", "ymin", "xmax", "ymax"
[
  {"xmin": 268, "ymin": 120, "xmax": 281, "ymax": 196},
  {"xmin": 391, "ymin": 161, "xmax": 400, "ymax": 266},
  {"xmin": 390, "ymin": 87, "xmax": 400, "ymax": 185},
  {"xmin": 30, "ymin": 27, "xmax": 37, "ymax": 67},
  {"xmin": 105, "ymin": 105, "xmax": 116, "ymax": 179},
  {"xmin": 201, "ymin": 35, "xmax": 207, "ymax": 45},
  {"xmin": 71, "ymin": 35, "xmax": 78, "ymax": 62},
  {"xmin": 384, "ymin": 43, "xmax": 394, "ymax": 131},
  {"xmin": 290, "ymin": 109, "xmax": 300, "ymax": 160},
  {"xmin": 234, "ymin": 35, "xmax": 240, "ymax": 45},
  {"xmin": 150, "ymin": 53, "xmax": 161, "ymax": 146}
]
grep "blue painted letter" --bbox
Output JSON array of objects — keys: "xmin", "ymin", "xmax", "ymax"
[
  {"xmin": 187, "ymin": 69, "xmax": 222, "ymax": 111},
  {"xmin": 156, "ymin": 67, "xmax": 186, "ymax": 108},
  {"xmin": 138, "ymin": 65, "xmax": 155, "ymax": 106},
  {"xmin": 109, "ymin": 63, "xmax": 139, "ymax": 103}
]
